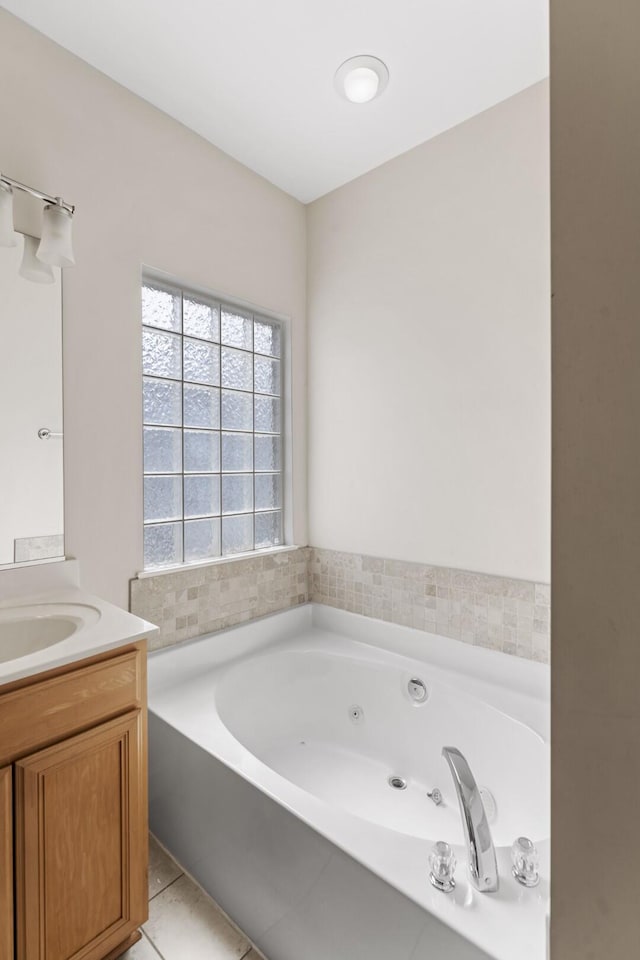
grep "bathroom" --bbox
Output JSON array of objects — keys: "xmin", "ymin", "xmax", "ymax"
[{"xmin": 0, "ymin": 2, "xmax": 637, "ymax": 959}]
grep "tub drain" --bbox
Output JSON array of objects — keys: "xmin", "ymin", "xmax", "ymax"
[{"xmin": 388, "ymin": 776, "xmax": 407, "ymax": 790}]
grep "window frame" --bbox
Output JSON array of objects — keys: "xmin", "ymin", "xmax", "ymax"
[{"xmin": 140, "ymin": 271, "xmax": 290, "ymax": 572}]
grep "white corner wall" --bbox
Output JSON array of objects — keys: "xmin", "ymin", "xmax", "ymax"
[
  {"xmin": 0, "ymin": 10, "xmax": 307, "ymax": 607},
  {"xmin": 307, "ymin": 81, "xmax": 550, "ymax": 583}
]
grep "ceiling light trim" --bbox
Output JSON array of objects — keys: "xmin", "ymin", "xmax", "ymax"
[{"xmin": 334, "ymin": 55, "xmax": 390, "ymax": 104}]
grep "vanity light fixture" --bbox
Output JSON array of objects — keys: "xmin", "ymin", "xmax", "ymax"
[
  {"xmin": 334, "ymin": 55, "xmax": 389, "ymax": 104},
  {"xmin": 38, "ymin": 202, "xmax": 75, "ymax": 268},
  {"xmin": 19, "ymin": 235, "xmax": 55, "ymax": 284},
  {"xmin": 0, "ymin": 181, "xmax": 16, "ymax": 247},
  {"xmin": 0, "ymin": 170, "xmax": 75, "ymax": 278}
]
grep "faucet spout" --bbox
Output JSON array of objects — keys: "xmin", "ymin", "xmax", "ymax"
[{"xmin": 442, "ymin": 746, "xmax": 499, "ymax": 892}]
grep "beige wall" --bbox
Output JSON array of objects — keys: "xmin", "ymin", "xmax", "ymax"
[
  {"xmin": 550, "ymin": 0, "xmax": 640, "ymax": 955},
  {"xmin": 0, "ymin": 10, "xmax": 307, "ymax": 607},
  {"xmin": 307, "ymin": 81, "xmax": 550, "ymax": 584}
]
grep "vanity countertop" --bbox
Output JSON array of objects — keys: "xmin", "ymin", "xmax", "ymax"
[{"xmin": 0, "ymin": 586, "xmax": 158, "ymax": 688}]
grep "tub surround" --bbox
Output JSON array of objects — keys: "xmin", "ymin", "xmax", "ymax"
[
  {"xmin": 130, "ymin": 548, "xmax": 309, "ymax": 651},
  {"xmin": 131, "ymin": 547, "xmax": 549, "ymax": 663},
  {"xmin": 148, "ymin": 604, "xmax": 549, "ymax": 960},
  {"xmin": 310, "ymin": 548, "xmax": 550, "ymax": 663}
]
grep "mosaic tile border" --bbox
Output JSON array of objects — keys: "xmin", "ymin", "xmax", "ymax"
[
  {"xmin": 130, "ymin": 545, "xmax": 549, "ymax": 663},
  {"xmin": 309, "ymin": 548, "xmax": 550, "ymax": 663},
  {"xmin": 130, "ymin": 548, "xmax": 309, "ymax": 651}
]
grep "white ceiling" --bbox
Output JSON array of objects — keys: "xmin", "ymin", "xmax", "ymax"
[{"xmin": 2, "ymin": 0, "xmax": 548, "ymax": 202}]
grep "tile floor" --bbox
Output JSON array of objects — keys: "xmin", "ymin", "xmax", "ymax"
[{"xmin": 122, "ymin": 835, "xmax": 265, "ymax": 960}]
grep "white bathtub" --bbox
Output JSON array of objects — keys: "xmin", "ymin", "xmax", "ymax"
[{"xmin": 148, "ymin": 604, "xmax": 550, "ymax": 960}]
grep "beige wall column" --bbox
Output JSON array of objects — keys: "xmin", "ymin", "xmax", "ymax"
[
  {"xmin": 307, "ymin": 82, "xmax": 550, "ymax": 584},
  {"xmin": 551, "ymin": 1, "xmax": 640, "ymax": 955}
]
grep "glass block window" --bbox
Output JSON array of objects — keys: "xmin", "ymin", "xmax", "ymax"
[{"xmin": 142, "ymin": 281, "xmax": 283, "ymax": 569}]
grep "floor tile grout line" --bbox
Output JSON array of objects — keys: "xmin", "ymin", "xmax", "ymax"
[
  {"xmin": 140, "ymin": 928, "xmax": 166, "ymax": 960},
  {"xmin": 148, "ymin": 834, "xmax": 264, "ymax": 959},
  {"xmin": 148, "ymin": 870, "xmax": 185, "ymax": 903},
  {"xmin": 160, "ymin": 867, "xmax": 254, "ymax": 954}
]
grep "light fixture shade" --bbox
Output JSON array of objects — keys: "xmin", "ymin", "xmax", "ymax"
[
  {"xmin": 335, "ymin": 55, "xmax": 390, "ymax": 104},
  {"xmin": 344, "ymin": 67, "xmax": 379, "ymax": 104},
  {"xmin": 0, "ymin": 182, "xmax": 17, "ymax": 247},
  {"xmin": 37, "ymin": 202, "xmax": 75, "ymax": 267},
  {"xmin": 19, "ymin": 235, "xmax": 54, "ymax": 284}
]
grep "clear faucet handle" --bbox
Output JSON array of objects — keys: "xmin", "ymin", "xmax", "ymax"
[
  {"xmin": 511, "ymin": 836, "xmax": 540, "ymax": 887},
  {"xmin": 429, "ymin": 840, "xmax": 456, "ymax": 892}
]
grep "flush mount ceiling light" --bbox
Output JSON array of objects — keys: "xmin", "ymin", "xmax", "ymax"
[
  {"xmin": 334, "ymin": 55, "xmax": 389, "ymax": 104},
  {"xmin": 0, "ymin": 169, "xmax": 75, "ymax": 280}
]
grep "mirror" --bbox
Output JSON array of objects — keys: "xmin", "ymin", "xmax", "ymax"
[{"xmin": 0, "ymin": 233, "xmax": 64, "ymax": 567}]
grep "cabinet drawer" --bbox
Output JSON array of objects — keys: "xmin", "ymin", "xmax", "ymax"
[{"xmin": 0, "ymin": 648, "xmax": 144, "ymax": 766}]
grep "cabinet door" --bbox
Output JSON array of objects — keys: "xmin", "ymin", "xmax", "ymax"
[
  {"xmin": 15, "ymin": 711, "xmax": 147, "ymax": 960},
  {"xmin": 0, "ymin": 766, "xmax": 12, "ymax": 960}
]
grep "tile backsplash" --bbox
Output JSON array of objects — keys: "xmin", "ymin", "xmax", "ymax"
[
  {"xmin": 309, "ymin": 548, "xmax": 550, "ymax": 663},
  {"xmin": 130, "ymin": 547, "xmax": 309, "ymax": 651},
  {"xmin": 14, "ymin": 533, "xmax": 64, "ymax": 563},
  {"xmin": 130, "ymin": 545, "xmax": 550, "ymax": 663}
]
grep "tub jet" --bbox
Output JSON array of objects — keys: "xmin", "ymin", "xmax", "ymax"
[{"xmin": 388, "ymin": 776, "xmax": 407, "ymax": 790}]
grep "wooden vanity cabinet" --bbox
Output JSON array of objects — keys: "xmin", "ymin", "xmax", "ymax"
[
  {"xmin": 1, "ymin": 767, "xmax": 12, "ymax": 960},
  {"xmin": 0, "ymin": 641, "xmax": 148, "ymax": 960}
]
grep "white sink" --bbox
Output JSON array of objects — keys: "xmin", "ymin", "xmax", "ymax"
[{"xmin": 0, "ymin": 603, "xmax": 101, "ymax": 664}]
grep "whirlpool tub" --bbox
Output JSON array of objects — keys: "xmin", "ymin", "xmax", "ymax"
[{"xmin": 148, "ymin": 603, "xmax": 550, "ymax": 960}]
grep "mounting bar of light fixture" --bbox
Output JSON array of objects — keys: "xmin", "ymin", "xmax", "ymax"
[{"xmin": 0, "ymin": 172, "xmax": 74, "ymax": 215}]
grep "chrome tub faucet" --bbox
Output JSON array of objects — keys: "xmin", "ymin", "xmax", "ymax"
[{"xmin": 442, "ymin": 746, "xmax": 499, "ymax": 893}]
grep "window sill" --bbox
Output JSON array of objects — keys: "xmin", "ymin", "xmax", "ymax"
[{"xmin": 136, "ymin": 544, "xmax": 303, "ymax": 580}]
